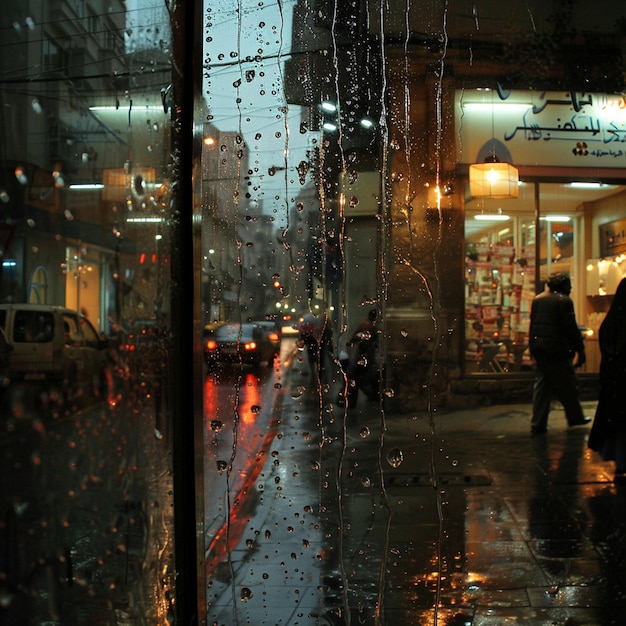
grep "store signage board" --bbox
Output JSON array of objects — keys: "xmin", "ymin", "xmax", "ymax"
[
  {"xmin": 456, "ymin": 89, "xmax": 626, "ymax": 168},
  {"xmin": 599, "ymin": 217, "xmax": 626, "ymax": 257}
]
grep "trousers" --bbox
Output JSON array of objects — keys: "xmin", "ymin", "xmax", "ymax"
[{"xmin": 531, "ymin": 356, "xmax": 585, "ymax": 431}]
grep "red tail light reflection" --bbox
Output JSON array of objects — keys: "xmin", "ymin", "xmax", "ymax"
[
  {"xmin": 203, "ymin": 374, "xmax": 218, "ymax": 420},
  {"xmin": 239, "ymin": 372, "xmax": 260, "ymax": 424}
]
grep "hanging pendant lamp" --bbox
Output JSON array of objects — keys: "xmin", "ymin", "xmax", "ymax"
[{"xmin": 469, "ymin": 157, "xmax": 519, "ymax": 199}]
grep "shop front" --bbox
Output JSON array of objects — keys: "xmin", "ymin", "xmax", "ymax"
[{"xmin": 457, "ymin": 88, "xmax": 626, "ymax": 378}]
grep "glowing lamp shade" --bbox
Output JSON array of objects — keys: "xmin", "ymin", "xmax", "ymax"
[{"xmin": 469, "ymin": 162, "xmax": 519, "ymax": 198}]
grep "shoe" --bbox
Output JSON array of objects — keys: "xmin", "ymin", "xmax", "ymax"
[
  {"xmin": 531, "ymin": 427, "xmax": 547, "ymax": 436},
  {"xmin": 569, "ymin": 417, "xmax": 592, "ymax": 427}
]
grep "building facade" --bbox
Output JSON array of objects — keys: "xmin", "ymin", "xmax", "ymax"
[{"xmin": 285, "ymin": 0, "xmax": 626, "ymax": 409}]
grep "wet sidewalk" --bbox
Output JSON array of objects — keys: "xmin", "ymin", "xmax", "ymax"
[{"xmin": 353, "ymin": 398, "xmax": 626, "ymax": 625}]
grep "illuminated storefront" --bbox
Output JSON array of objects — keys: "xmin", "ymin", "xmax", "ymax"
[{"xmin": 457, "ymin": 89, "xmax": 626, "ymax": 376}]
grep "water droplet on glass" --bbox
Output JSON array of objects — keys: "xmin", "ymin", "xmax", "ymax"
[
  {"xmin": 216, "ymin": 460, "xmax": 228, "ymax": 472},
  {"xmin": 386, "ymin": 447, "xmax": 404, "ymax": 468},
  {"xmin": 359, "ymin": 427, "xmax": 370, "ymax": 438},
  {"xmin": 240, "ymin": 587, "xmax": 253, "ymax": 601},
  {"xmin": 361, "ymin": 477, "xmax": 371, "ymax": 488},
  {"xmin": 210, "ymin": 419, "xmax": 223, "ymax": 432}
]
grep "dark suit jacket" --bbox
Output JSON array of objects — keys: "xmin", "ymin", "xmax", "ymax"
[{"xmin": 528, "ymin": 290, "xmax": 585, "ymax": 362}]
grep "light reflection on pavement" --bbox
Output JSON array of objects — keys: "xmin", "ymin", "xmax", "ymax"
[{"xmin": 203, "ymin": 339, "xmax": 338, "ymax": 624}]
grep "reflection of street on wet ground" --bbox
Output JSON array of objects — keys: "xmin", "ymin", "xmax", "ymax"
[
  {"xmin": 375, "ymin": 401, "xmax": 626, "ymax": 625},
  {"xmin": 204, "ymin": 340, "xmax": 626, "ymax": 626},
  {"xmin": 5, "ymin": 345, "xmax": 623, "ymax": 625}
]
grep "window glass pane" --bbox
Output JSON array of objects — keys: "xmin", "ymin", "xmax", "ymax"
[
  {"xmin": 200, "ymin": 2, "xmax": 622, "ymax": 624},
  {"xmin": 1, "ymin": 2, "xmax": 176, "ymax": 623},
  {"xmin": 5, "ymin": 1, "xmax": 626, "ymax": 624}
]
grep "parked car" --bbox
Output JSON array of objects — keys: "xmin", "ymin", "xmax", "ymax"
[
  {"xmin": 204, "ymin": 322, "xmax": 277, "ymax": 370},
  {"xmin": 0, "ymin": 304, "xmax": 110, "ymax": 402}
]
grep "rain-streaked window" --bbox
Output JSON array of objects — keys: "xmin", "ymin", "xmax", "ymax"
[{"xmin": 1, "ymin": 1, "xmax": 625, "ymax": 624}]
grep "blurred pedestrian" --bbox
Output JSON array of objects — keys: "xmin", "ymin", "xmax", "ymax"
[
  {"xmin": 296, "ymin": 310, "xmax": 332, "ymax": 378},
  {"xmin": 340, "ymin": 309, "xmax": 380, "ymax": 406},
  {"xmin": 528, "ymin": 272, "xmax": 590, "ymax": 435},
  {"xmin": 588, "ymin": 277, "xmax": 626, "ymax": 480}
]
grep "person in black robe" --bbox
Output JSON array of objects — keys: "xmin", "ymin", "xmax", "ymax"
[{"xmin": 588, "ymin": 277, "xmax": 626, "ymax": 480}]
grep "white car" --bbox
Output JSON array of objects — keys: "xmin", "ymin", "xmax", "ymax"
[{"xmin": 0, "ymin": 304, "xmax": 110, "ymax": 401}]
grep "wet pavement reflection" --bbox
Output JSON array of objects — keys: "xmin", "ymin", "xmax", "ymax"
[
  {"xmin": 202, "ymin": 337, "xmax": 625, "ymax": 625},
  {"xmin": 3, "ymin": 340, "xmax": 624, "ymax": 625}
]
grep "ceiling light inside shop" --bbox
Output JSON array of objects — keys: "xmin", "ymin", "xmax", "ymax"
[
  {"xmin": 567, "ymin": 182, "xmax": 616, "ymax": 189},
  {"xmin": 127, "ymin": 216, "xmax": 163, "ymax": 223},
  {"xmin": 474, "ymin": 213, "xmax": 510, "ymax": 221},
  {"xmin": 69, "ymin": 183, "xmax": 104, "ymax": 190},
  {"xmin": 541, "ymin": 215, "xmax": 572, "ymax": 222}
]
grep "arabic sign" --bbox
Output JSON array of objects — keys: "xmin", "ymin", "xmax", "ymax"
[{"xmin": 456, "ymin": 89, "xmax": 626, "ymax": 168}]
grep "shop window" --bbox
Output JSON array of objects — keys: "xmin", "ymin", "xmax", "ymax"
[
  {"xmin": 464, "ymin": 177, "xmax": 626, "ymax": 377},
  {"xmin": 465, "ymin": 214, "xmax": 537, "ymax": 372}
]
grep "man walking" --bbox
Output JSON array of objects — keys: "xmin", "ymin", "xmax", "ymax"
[{"xmin": 528, "ymin": 272, "xmax": 591, "ymax": 435}]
